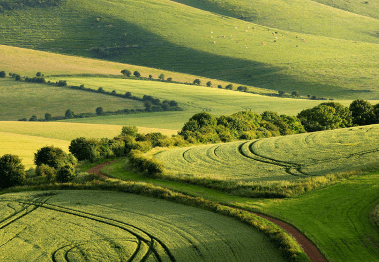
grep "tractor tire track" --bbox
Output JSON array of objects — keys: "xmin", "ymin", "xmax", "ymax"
[{"xmin": 87, "ymin": 162, "xmax": 327, "ymax": 262}]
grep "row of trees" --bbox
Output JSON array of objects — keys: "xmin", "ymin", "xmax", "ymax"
[{"xmin": 297, "ymin": 99, "xmax": 379, "ymax": 132}]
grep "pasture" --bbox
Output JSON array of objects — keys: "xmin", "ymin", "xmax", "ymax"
[
  {"xmin": 0, "ymin": 0, "xmax": 378, "ymax": 98},
  {"xmin": 0, "ymin": 190, "xmax": 286, "ymax": 262},
  {"xmin": 51, "ymin": 77, "xmax": 355, "ymax": 129},
  {"xmin": 155, "ymin": 124, "xmax": 379, "ymax": 184}
]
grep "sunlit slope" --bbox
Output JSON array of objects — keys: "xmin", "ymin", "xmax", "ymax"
[
  {"xmin": 155, "ymin": 124, "xmax": 379, "ymax": 183},
  {"xmin": 0, "ymin": 190, "xmax": 286, "ymax": 262},
  {"xmin": 0, "ymin": 122, "xmax": 177, "ymax": 167},
  {"xmin": 171, "ymin": 0, "xmax": 379, "ymax": 42},
  {"xmin": 0, "ymin": 0, "xmax": 379, "ymax": 98}
]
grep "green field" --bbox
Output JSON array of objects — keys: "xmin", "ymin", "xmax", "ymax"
[
  {"xmin": 0, "ymin": 190, "xmax": 286, "ymax": 262},
  {"xmin": 0, "ymin": 0, "xmax": 379, "ymax": 98},
  {"xmin": 0, "ymin": 78, "xmax": 145, "ymax": 121},
  {"xmin": 155, "ymin": 124, "xmax": 379, "ymax": 184}
]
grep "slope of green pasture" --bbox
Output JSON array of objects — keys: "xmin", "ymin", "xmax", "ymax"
[
  {"xmin": 1, "ymin": 0, "xmax": 379, "ymax": 98},
  {"xmin": 249, "ymin": 172, "xmax": 379, "ymax": 262},
  {"xmin": 155, "ymin": 124, "xmax": 379, "ymax": 184},
  {"xmin": 0, "ymin": 78, "xmax": 144, "ymax": 121},
  {"xmin": 0, "ymin": 132, "xmax": 70, "ymax": 168},
  {"xmin": 0, "ymin": 45, "xmax": 253, "ymax": 93},
  {"xmin": 171, "ymin": 0, "xmax": 379, "ymax": 43},
  {"xmin": 52, "ymin": 77, "xmax": 359, "ymax": 130},
  {"xmin": 0, "ymin": 190, "xmax": 286, "ymax": 262},
  {"xmin": 102, "ymin": 153, "xmax": 379, "ymax": 262}
]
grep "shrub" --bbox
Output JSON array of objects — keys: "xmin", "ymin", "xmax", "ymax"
[
  {"xmin": 0, "ymin": 71, "xmax": 5, "ymax": 77},
  {"xmin": 121, "ymin": 69, "xmax": 131, "ymax": 77},
  {"xmin": 0, "ymin": 154, "xmax": 26, "ymax": 189},
  {"xmin": 45, "ymin": 113, "xmax": 53, "ymax": 121},
  {"xmin": 56, "ymin": 164, "xmax": 76, "ymax": 183},
  {"xmin": 225, "ymin": 84, "xmax": 233, "ymax": 90},
  {"xmin": 29, "ymin": 115, "xmax": 37, "ymax": 121},
  {"xmin": 158, "ymin": 73, "xmax": 165, "ymax": 81},
  {"xmin": 36, "ymin": 164, "xmax": 56, "ymax": 183},
  {"xmin": 218, "ymin": 85, "xmax": 223, "ymax": 89},
  {"xmin": 121, "ymin": 126, "xmax": 138, "ymax": 137},
  {"xmin": 206, "ymin": 81, "xmax": 212, "ymax": 87},
  {"xmin": 96, "ymin": 107, "xmax": 104, "ymax": 116},
  {"xmin": 65, "ymin": 109, "xmax": 74, "ymax": 118},
  {"xmin": 193, "ymin": 79, "xmax": 201, "ymax": 85},
  {"xmin": 133, "ymin": 71, "xmax": 141, "ymax": 77},
  {"xmin": 125, "ymin": 92, "xmax": 131, "ymax": 98},
  {"xmin": 57, "ymin": 80, "xmax": 67, "ymax": 86},
  {"xmin": 34, "ymin": 146, "xmax": 71, "ymax": 169}
]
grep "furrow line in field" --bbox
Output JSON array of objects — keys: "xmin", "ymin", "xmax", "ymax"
[
  {"xmin": 19, "ymin": 200, "xmax": 176, "ymax": 262},
  {"xmin": 237, "ymin": 141, "xmax": 307, "ymax": 177}
]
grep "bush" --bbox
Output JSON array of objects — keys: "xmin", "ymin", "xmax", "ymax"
[
  {"xmin": 96, "ymin": 107, "xmax": 104, "ymax": 115},
  {"xmin": 36, "ymin": 164, "xmax": 56, "ymax": 183},
  {"xmin": 133, "ymin": 71, "xmax": 141, "ymax": 77},
  {"xmin": 56, "ymin": 164, "xmax": 76, "ymax": 183},
  {"xmin": 225, "ymin": 84, "xmax": 233, "ymax": 90},
  {"xmin": 206, "ymin": 81, "xmax": 212, "ymax": 87},
  {"xmin": 349, "ymin": 99, "xmax": 376, "ymax": 126},
  {"xmin": 0, "ymin": 71, "xmax": 5, "ymax": 77},
  {"xmin": 193, "ymin": 79, "xmax": 201, "ymax": 85},
  {"xmin": 159, "ymin": 73, "xmax": 165, "ymax": 81},
  {"xmin": 34, "ymin": 146, "xmax": 72, "ymax": 169},
  {"xmin": 121, "ymin": 69, "xmax": 131, "ymax": 77},
  {"xmin": 0, "ymin": 154, "xmax": 26, "ymax": 189},
  {"xmin": 121, "ymin": 125, "xmax": 138, "ymax": 137}
]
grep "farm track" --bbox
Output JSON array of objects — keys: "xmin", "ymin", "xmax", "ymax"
[{"xmin": 87, "ymin": 162, "xmax": 327, "ymax": 262}]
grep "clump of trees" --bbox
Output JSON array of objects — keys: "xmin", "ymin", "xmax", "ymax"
[
  {"xmin": 0, "ymin": 154, "xmax": 26, "ymax": 189},
  {"xmin": 297, "ymin": 100, "xmax": 379, "ymax": 132}
]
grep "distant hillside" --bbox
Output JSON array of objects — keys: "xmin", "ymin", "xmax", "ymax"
[{"xmin": 0, "ymin": 0, "xmax": 379, "ymax": 99}]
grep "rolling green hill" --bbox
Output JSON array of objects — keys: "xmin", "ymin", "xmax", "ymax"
[{"xmin": 0, "ymin": 0, "xmax": 378, "ymax": 99}]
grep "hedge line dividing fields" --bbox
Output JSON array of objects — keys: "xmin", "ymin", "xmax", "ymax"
[
  {"xmin": 0, "ymin": 190, "xmax": 291, "ymax": 262},
  {"xmin": 155, "ymin": 124, "xmax": 379, "ymax": 197}
]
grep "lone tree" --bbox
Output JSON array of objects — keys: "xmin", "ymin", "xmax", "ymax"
[
  {"xmin": 96, "ymin": 107, "xmax": 104, "ymax": 115},
  {"xmin": 206, "ymin": 81, "xmax": 212, "ymax": 87},
  {"xmin": 291, "ymin": 91, "xmax": 300, "ymax": 97},
  {"xmin": 133, "ymin": 71, "xmax": 141, "ymax": 77},
  {"xmin": 158, "ymin": 74, "xmax": 165, "ymax": 81},
  {"xmin": 121, "ymin": 69, "xmax": 131, "ymax": 77},
  {"xmin": 0, "ymin": 154, "xmax": 26, "ymax": 189},
  {"xmin": 65, "ymin": 109, "xmax": 74, "ymax": 118},
  {"xmin": 0, "ymin": 71, "xmax": 5, "ymax": 78},
  {"xmin": 193, "ymin": 79, "xmax": 201, "ymax": 85}
]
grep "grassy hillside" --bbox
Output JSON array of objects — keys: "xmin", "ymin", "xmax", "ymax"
[
  {"xmin": 0, "ymin": 0, "xmax": 378, "ymax": 98},
  {"xmin": 51, "ymin": 76, "xmax": 360, "ymax": 130},
  {"xmin": 0, "ymin": 78, "xmax": 145, "ymax": 121}
]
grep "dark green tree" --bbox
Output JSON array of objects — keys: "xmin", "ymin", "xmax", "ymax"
[
  {"xmin": 158, "ymin": 73, "xmax": 165, "ymax": 81},
  {"xmin": 96, "ymin": 107, "xmax": 104, "ymax": 115},
  {"xmin": 56, "ymin": 164, "xmax": 76, "ymax": 183},
  {"xmin": 45, "ymin": 113, "xmax": 53, "ymax": 121},
  {"xmin": 225, "ymin": 84, "xmax": 233, "ymax": 90},
  {"xmin": 121, "ymin": 69, "xmax": 131, "ymax": 77},
  {"xmin": 121, "ymin": 125, "xmax": 138, "ymax": 137},
  {"xmin": 0, "ymin": 71, "xmax": 5, "ymax": 78},
  {"xmin": 349, "ymin": 99, "xmax": 376, "ymax": 126},
  {"xmin": 193, "ymin": 79, "xmax": 201, "ymax": 85},
  {"xmin": 206, "ymin": 81, "xmax": 212, "ymax": 87},
  {"xmin": 65, "ymin": 109, "xmax": 74, "ymax": 118},
  {"xmin": 133, "ymin": 71, "xmax": 141, "ymax": 77},
  {"xmin": 291, "ymin": 91, "xmax": 300, "ymax": 97},
  {"xmin": 125, "ymin": 92, "xmax": 132, "ymax": 98},
  {"xmin": 0, "ymin": 154, "xmax": 25, "ymax": 189},
  {"xmin": 29, "ymin": 115, "xmax": 38, "ymax": 121},
  {"xmin": 34, "ymin": 146, "xmax": 72, "ymax": 169}
]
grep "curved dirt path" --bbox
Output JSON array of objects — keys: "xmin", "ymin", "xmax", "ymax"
[{"xmin": 87, "ymin": 161, "xmax": 327, "ymax": 262}]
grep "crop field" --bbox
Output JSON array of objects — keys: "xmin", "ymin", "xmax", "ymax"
[
  {"xmin": 0, "ymin": 190, "xmax": 286, "ymax": 262},
  {"xmin": 0, "ymin": 0, "xmax": 379, "ymax": 98},
  {"xmin": 155, "ymin": 124, "xmax": 379, "ymax": 183}
]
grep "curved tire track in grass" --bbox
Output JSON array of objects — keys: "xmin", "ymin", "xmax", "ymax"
[{"xmin": 88, "ymin": 162, "xmax": 327, "ymax": 262}]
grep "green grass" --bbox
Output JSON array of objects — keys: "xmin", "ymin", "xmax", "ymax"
[
  {"xmin": 0, "ymin": 190, "xmax": 286, "ymax": 262},
  {"xmin": 50, "ymin": 76, "xmax": 363, "ymax": 130},
  {"xmin": 100, "ymin": 157, "xmax": 379, "ymax": 261},
  {"xmin": 0, "ymin": 78, "xmax": 144, "ymax": 121},
  {"xmin": 1, "ymin": 0, "xmax": 379, "ymax": 98},
  {"xmin": 154, "ymin": 124, "xmax": 379, "ymax": 189}
]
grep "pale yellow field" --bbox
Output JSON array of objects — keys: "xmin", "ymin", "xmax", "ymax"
[{"xmin": 0, "ymin": 122, "xmax": 177, "ymax": 168}]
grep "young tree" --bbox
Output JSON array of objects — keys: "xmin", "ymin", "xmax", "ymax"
[
  {"xmin": 193, "ymin": 79, "xmax": 201, "ymax": 85},
  {"xmin": 206, "ymin": 81, "xmax": 212, "ymax": 87},
  {"xmin": 65, "ymin": 109, "xmax": 74, "ymax": 118},
  {"xmin": 133, "ymin": 71, "xmax": 141, "ymax": 77},
  {"xmin": 0, "ymin": 154, "xmax": 26, "ymax": 189},
  {"xmin": 96, "ymin": 107, "xmax": 104, "ymax": 115},
  {"xmin": 158, "ymin": 73, "xmax": 165, "ymax": 81},
  {"xmin": 121, "ymin": 69, "xmax": 131, "ymax": 77}
]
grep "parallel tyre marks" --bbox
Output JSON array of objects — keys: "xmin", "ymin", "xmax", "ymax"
[{"xmin": 17, "ymin": 200, "xmax": 175, "ymax": 262}]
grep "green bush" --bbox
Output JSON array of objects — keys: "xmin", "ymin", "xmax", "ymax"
[
  {"xmin": 34, "ymin": 146, "xmax": 71, "ymax": 169},
  {"xmin": 0, "ymin": 154, "xmax": 26, "ymax": 189},
  {"xmin": 35, "ymin": 164, "xmax": 56, "ymax": 183},
  {"xmin": 56, "ymin": 164, "xmax": 76, "ymax": 183}
]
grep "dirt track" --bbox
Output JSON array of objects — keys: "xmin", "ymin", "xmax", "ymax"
[{"xmin": 87, "ymin": 161, "xmax": 327, "ymax": 262}]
